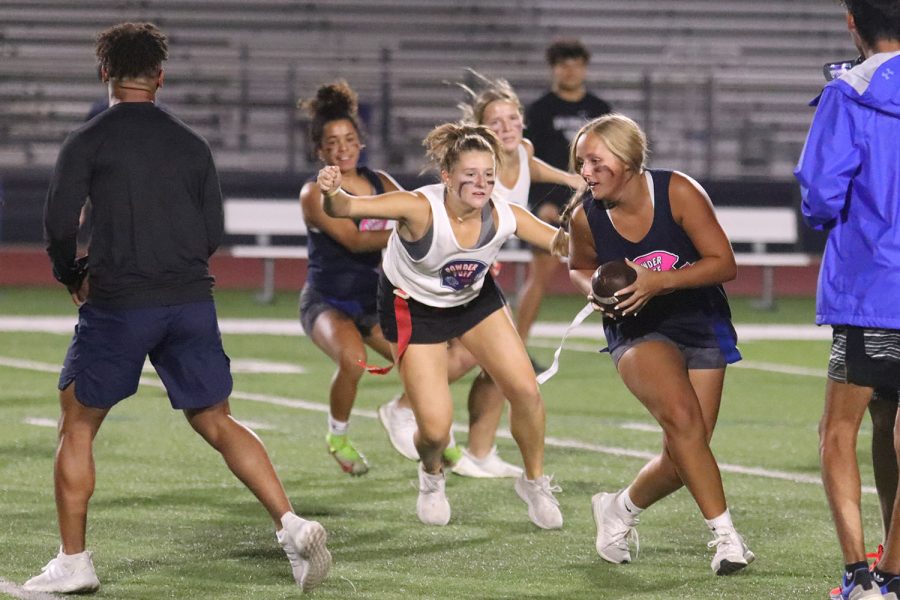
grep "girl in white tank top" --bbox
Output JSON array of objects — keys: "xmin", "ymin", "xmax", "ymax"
[
  {"xmin": 316, "ymin": 123, "xmax": 568, "ymax": 531},
  {"xmin": 382, "ymin": 182, "xmax": 516, "ymax": 307}
]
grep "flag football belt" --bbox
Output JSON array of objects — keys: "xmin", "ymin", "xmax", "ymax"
[{"xmin": 358, "ymin": 288, "xmax": 412, "ymax": 375}]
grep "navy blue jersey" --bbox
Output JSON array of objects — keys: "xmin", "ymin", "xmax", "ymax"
[
  {"xmin": 305, "ymin": 166, "xmax": 386, "ymax": 308},
  {"xmin": 583, "ymin": 169, "xmax": 740, "ymax": 361}
]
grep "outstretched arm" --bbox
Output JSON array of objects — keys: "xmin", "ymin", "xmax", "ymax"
[
  {"xmin": 300, "ymin": 181, "xmax": 391, "ymax": 253},
  {"xmin": 511, "ymin": 204, "xmax": 568, "ymax": 257},
  {"xmin": 317, "ymin": 165, "xmax": 432, "ymax": 240},
  {"xmin": 524, "ymin": 139, "xmax": 585, "ymax": 191}
]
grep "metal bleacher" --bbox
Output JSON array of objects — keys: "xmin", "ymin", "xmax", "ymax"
[{"xmin": 0, "ymin": 0, "xmax": 851, "ymax": 179}]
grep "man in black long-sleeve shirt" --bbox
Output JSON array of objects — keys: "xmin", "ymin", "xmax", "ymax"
[
  {"xmin": 46, "ymin": 98, "xmax": 223, "ymax": 307},
  {"xmin": 27, "ymin": 22, "xmax": 331, "ymax": 595}
]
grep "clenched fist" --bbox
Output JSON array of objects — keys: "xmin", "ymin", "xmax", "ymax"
[{"xmin": 317, "ymin": 165, "xmax": 342, "ymax": 197}]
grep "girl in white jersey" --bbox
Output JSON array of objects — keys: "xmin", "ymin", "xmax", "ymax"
[
  {"xmin": 318, "ymin": 123, "xmax": 566, "ymax": 529},
  {"xmin": 463, "ymin": 72, "xmax": 584, "ymax": 350},
  {"xmin": 453, "ymin": 73, "xmax": 584, "ymax": 470},
  {"xmin": 380, "ymin": 73, "xmax": 585, "ymax": 477}
]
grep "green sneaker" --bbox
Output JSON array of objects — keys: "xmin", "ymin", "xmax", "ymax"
[
  {"xmin": 326, "ymin": 433, "xmax": 369, "ymax": 476},
  {"xmin": 442, "ymin": 445, "xmax": 463, "ymax": 467}
]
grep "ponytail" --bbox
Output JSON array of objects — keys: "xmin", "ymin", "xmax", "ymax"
[{"xmin": 423, "ymin": 122, "xmax": 503, "ymax": 173}]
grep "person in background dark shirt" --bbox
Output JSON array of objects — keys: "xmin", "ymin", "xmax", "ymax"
[
  {"xmin": 521, "ymin": 40, "xmax": 611, "ymax": 366},
  {"xmin": 26, "ymin": 22, "xmax": 331, "ymax": 595}
]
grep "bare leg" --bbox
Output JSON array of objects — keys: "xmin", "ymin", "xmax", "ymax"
[
  {"xmin": 627, "ymin": 368, "xmax": 725, "ymax": 509},
  {"xmin": 307, "ymin": 310, "xmax": 368, "ymax": 423},
  {"xmin": 461, "ymin": 307, "xmax": 515, "ymax": 457},
  {"xmin": 397, "ymin": 343, "xmax": 453, "ymax": 474},
  {"xmin": 392, "ymin": 338, "xmax": 478, "ymax": 411},
  {"xmin": 461, "ymin": 309, "xmax": 545, "ymax": 479},
  {"xmin": 465, "ymin": 371, "xmax": 506, "ymax": 457},
  {"xmin": 363, "ymin": 323, "xmax": 395, "ymax": 363},
  {"xmin": 185, "ymin": 400, "xmax": 291, "ymax": 527},
  {"xmin": 869, "ymin": 390, "xmax": 899, "ymax": 540},
  {"xmin": 873, "ymin": 393, "xmax": 900, "ymax": 573},
  {"xmin": 616, "ymin": 341, "xmax": 727, "ymax": 519},
  {"xmin": 819, "ymin": 379, "xmax": 874, "ymax": 564},
  {"xmin": 55, "ymin": 384, "xmax": 109, "ymax": 554}
]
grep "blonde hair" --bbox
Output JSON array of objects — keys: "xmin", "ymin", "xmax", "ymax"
[
  {"xmin": 423, "ymin": 122, "xmax": 503, "ymax": 173},
  {"xmin": 569, "ymin": 113, "xmax": 647, "ymax": 175},
  {"xmin": 555, "ymin": 114, "xmax": 649, "ymax": 245},
  {"xmin": 455, "ymin": 69, "xmax": 523, "ymax": 125}
]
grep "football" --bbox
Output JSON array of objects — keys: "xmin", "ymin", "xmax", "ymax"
[{"xmin": 590, "ymin": 260, "xmax": 637, "ymax": 318}]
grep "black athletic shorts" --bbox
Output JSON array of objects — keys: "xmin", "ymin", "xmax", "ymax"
[
  {"xmin": 378, "ymin": 271, "xmax": 505, "ymax": 344},
  {"xmin": 828, "ymin": 326, "xmax": 900, "ymax": 389}
]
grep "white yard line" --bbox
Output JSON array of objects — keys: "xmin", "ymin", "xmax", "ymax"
[{"xmin": 0, "ymin": 354, "xmax": 869, "ymax": 494}]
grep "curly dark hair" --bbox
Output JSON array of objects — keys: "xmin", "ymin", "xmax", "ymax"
[
  {"xmin": 300, "ymin": 80, "xmax": 362, "ymax": 149},
  {"xmin": 545, "ymin": 39, "xmax": 590, "ymax": 66},
  {"xmin": 841, "ymin": 0, "xmax": 900, "ymax": 46},
  {"xmin": 95, "ymin": 22, "xmax": 168, "ymax": 80}
]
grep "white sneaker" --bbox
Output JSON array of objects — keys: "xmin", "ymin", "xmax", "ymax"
[
  {"xmin": 276, "ymin": 513, "xmax": 333, "ymax": 592},
  {"xmin": 592, "ymin": 491, "xmax": 639, "ymax": 564},
  {"xmin": 377, "ymin": 396, "xmax": 419, "ymax": 461},
  {"xmin": 514, "ymin": 474, "xmax": 563, "ymax": 529},
  {"xmin": 451, "ymin": 446, "xmax": 524, "ymax": 478},
  {"xmin": 708, "ymin": 527, "xmax": 755, "ymax": 576},
  {"xmin": 417, "ymin": 463, "xmax": 451, "ymax": 526},
  {"xmin": 23, "ymin": 548, "xmax": 100, "ymax": 593}
]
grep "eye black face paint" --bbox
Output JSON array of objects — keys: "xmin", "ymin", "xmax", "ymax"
[{"xmin": 457, "ymin": 179, "xmax": 474, "ymax": 198}]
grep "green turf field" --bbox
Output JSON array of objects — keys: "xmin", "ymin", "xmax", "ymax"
[{"xmin": 0, "ymin": 288, "xmax": 881, "ymax": 599}]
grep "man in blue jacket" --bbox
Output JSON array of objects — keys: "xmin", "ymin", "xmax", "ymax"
[{"xmin": 795, "ymin": 1, "xmax": 900, "ymax": 598}]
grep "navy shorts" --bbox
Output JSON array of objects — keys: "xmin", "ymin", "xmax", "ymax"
[
  {"xmin": 299, "ymin": 284, "xmax": 378, "ymax": 338},
  {"xmin": 59, "ymin": 300, "xmax": 233, "ymax": 410}
]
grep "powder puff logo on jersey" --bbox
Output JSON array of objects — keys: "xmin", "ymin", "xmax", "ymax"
[
  {"xmin": 358, "ymin": 218, "xmax": 390, "ymax": 231},
  {"xmin": 440, "ymin": 260, "xmax": 488, "ymax": 291},
  {"xmin": 633, "ymin": 250, "xmax": 679, "ymax": 272}
]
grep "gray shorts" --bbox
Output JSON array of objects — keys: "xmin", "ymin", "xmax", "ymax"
[
  {"xmin": 299, "ymin": 285, "xmax": 379, "ymax": 338},
  {"xmin": 828, "ymin": 326, "xmax": 900, "ymax": 388},
  {"xmin": 609, "ymin": 332, "xmax": 728, "ymax": 370}
]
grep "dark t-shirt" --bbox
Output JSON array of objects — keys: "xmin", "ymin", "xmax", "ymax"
[
  {"xmin": 525, "ymin": 91, "xmax": 611, "ymax": 209},
  {"xmin": 44, "ymin": 102, "xmax": 223, "ymax": 309}
]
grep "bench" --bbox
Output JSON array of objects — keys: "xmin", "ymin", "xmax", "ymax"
[
  {"xmin": 225, "ymin": 199, "xmax": 814, "ymax": 308},
  {"xmin": 224, "ymin": 197, "xmax": 533, "ymax": 302},
  {"xmin": 715, "ymin": 206, "xmax": 815, "ymax": 309},
  {"xmin": 225, "ymin": 198, "xmax": 307, "ymax": 303}
]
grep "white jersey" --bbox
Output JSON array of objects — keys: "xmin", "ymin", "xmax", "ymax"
[
  {"xmin": 382, "ymin": 183, "xmax": 517, "ymax": 308},
  {"xmin": 493, "ymin": 144, "xmax": 530, "ymax": 207}
]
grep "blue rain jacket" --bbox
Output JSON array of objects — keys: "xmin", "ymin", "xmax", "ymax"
[{"xmin": 795, "ymin": 51, "xmax": 900, "ymax": 328}]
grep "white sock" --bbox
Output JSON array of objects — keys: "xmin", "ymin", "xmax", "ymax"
[
  {"xmin": 616, "ymin": 487, "xmax": 645, "ymax": 516},
  {"xmin": 278, "ymin": 511, "xmax": 305, "ymax": 532},
  {"xmin": 328, "ymin": 415, "xmax": 349, "ymax": 436},
  {"xmin": 705, "ymin": 508, "xmax": 734, "ymax": 532}
]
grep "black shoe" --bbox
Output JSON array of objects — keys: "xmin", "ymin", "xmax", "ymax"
[
  {"xmin": 838, "ymin": 567, "xmax": 879, "ymax": 600},
  {"xmin": 874, "ymin": 569, "xmax": 900, "ymax": 598}
]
